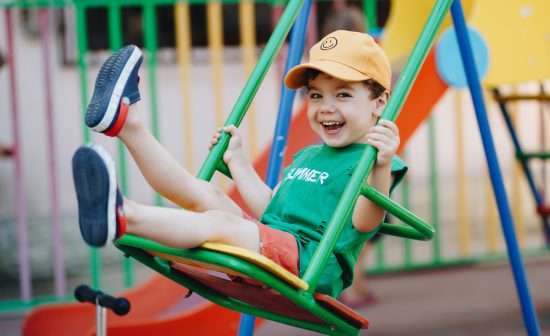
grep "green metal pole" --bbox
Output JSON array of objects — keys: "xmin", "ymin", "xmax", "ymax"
[
  {"xmin": 401, "ymin": 184, "xmax": 413, "ymax": 267},
  {"xmin": 75, "ymin": 3, "xmax": 101, "ymax": 289},
  {"xmin": 302, "ymin": 0, "xmax": 453, "ymax": 291},
  {"xmin": 364, "ymin": 0, "xmax": 377, "ymax": 30},
  {"xmin": 75, "ymin": 5, "xmax": 90, "ymax": 143},
  {"xmin": 107, "ymin": 3, "xmax": 134, "ymax": 287},
  {"xmin": 428, "ymin": 117, "xmax": 441, "ymax": 264},
  {"xmin": 142, "ymin": 4, "xmax": 163, "ymax": 206},
  {"xmin": 197, "ymin": 0, "xmax": 305, "ymax": 181},
  {"xmin": 375, "ymin": 235, "xmax": 384, "ymax": 271},
  {"xmin": 401, "ymin": 163, "xmax": 413, "ymax": 267}
]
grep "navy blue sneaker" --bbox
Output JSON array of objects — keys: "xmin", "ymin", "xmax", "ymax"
[
  {"xmin": 72, "ymin": 144, "xmax": 127, "ymax": 247},
  {"xmin": 86, "ymin": 45, "xmax": 143, "ymax": 137}
]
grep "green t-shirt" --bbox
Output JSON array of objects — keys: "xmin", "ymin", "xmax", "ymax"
[{"xmin": 261, "ymin": 143, "xmax": 407, "ymax": 297}]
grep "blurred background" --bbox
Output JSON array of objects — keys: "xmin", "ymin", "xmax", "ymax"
[{"xmin": 0, "ymin": 0, "xmax": 549, "ymax": 335}]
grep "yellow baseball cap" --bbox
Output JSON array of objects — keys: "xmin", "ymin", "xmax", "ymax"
[{"xmin": 284, "ymin": 30, "xmax": 391, "ymax": 90}]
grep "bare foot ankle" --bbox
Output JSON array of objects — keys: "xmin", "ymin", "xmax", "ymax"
[{"xmin": 118, "ymin": 104, "xmax": 144, "ymax": 138}]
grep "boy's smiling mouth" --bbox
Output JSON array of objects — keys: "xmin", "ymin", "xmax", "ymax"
[{"xmin": 321, "ymin": 121, "xmax": 345, "ymax": 132}]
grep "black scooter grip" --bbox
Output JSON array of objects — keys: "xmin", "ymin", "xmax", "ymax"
[{"xmin": 74, "ymin": 284, "xmax": 131, "ymax": 316}]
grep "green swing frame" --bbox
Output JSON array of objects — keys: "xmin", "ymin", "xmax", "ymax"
[{"xmin": 114, "ymin": 0, "xmax": 454, "ymax": 334}]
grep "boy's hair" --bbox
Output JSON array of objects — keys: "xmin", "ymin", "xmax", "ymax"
[
  {"xmin": 305, "ymin": 68, "xmax": 387, "ymax": 99},
  {"xmin": 285, "ymin": 30, "xmax": 391, "ymax": 91}
]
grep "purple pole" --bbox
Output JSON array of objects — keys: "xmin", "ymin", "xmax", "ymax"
[
  {"xmin": 40, "ymin": 8, "xmax": 66, "ymax": 297},
  {"xmin": 5, "ymin": 8, "xmax": 32, "ymax": 301}
]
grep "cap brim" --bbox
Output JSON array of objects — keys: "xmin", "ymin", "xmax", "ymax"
[{"xmin": 284, "ymin": 60, "xmax": 370, "ymax": 89}]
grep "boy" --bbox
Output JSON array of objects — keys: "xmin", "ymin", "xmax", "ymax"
[{"xmin": 72, "ymin": 30, "xmax": 406, "ymax": 297}]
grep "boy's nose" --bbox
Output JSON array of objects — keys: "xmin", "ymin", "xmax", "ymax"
[{"xmin": 320, "ymin": 102, "xmax": 337, "ymax": 114}]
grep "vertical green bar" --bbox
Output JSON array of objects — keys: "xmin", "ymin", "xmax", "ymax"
[
  {"xmin": 364, "ymin": 0, "xmax": 377, "ymax": 30},
  {"xmin": 75, "ymin": 3, "xmax": 100, "ymax": 289},
  {"xmin": 428, "ymin": 117, "xmax": 441, "ymax": 264},
  {"xmin": 375, "ymin": 236, "xmax": 384, "ymax": 271},
  {"xmin": 143, "ymin": 4, "xmax": 162, "ymax": 206},
  {"xmin": 401, "ymin": 154, "xmax": 413, "ymax": 267},
  {"xmin": 75, "ymin": 4, "xmax": 90, "ymax": 143},
  {"xmin": 108, "ymin": 3, "xmax": 133, "ymax": 288}
]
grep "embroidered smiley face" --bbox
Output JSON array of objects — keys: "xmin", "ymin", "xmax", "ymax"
[{"xmin": 320, "ymin": 37, "xmax": 338, "ymax": 50}]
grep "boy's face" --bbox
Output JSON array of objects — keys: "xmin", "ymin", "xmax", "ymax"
[{"xmin": 306, "ymin": 73, "xmax": 387, "ymax": 147}]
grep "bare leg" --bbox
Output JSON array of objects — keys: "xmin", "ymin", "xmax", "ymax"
[
  {"xmin": 348, "ymin": 246, "xmax": 370, "ymax": 296},
  {"xmin": 78, "ymin": 46, "xmax": 254, "ymax": 249},
  {"xmin": 340, "ymin": 244, "xmax": 376, "ymax": 306},
  {"xmin": 86, "ymin": 45, "xmax": 239, "ymax": 214},
  {"xmin": 73, "ymin": 143, "xmax": 254, "ymax": 248},
  {"xmin": 124, "ymin": 198, "xmax": 260, "ymax": 252},
  {"xmin": 118, "ymin": 104, "xmax": 241, "ymax": 214}
]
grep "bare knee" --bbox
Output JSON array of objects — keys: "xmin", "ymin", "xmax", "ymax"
[
  {"xmin": 203, "ymin": 210, "xmax": 260, "ymax": 252},
  {"xmin": 203, "ymin": 210, "xmax": 244, "ymax": 233},
  {"xmin": 188, "ymin": 182, "xmax": 240, "ymax": 214}
]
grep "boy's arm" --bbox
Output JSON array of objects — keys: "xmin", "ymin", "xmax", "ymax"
[
  {"xmin": 352, "ymin": 119, "xmax": 399, "ymax": 233},
  {"xmin": 352, "ymin": 164, "xmax": 392, "ymax": 232},
  {"xmin": 227, "ymin": 152, "xmax": 274, "ymax": 218},
  {"xmin": 210, "ymin": 126, "xmax": 273, "ymax": 217}
]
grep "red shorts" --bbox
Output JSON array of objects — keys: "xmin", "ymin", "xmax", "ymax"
[{"xmin": 243, "ymin": 212, "xmax": 299, "ymax": 277}]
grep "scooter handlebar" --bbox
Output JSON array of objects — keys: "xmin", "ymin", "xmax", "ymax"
[{"xmin": 74, "ymin": 284, "xmax": 131, "ymax": 316}]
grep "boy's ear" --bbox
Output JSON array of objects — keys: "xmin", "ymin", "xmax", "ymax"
[{"xmin": 373, "ymin": 90, "xmax": 390, "ymax": 117}]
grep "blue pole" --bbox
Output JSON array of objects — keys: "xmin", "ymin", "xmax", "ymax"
[
  {"xmin": 450, "ymin": 1, "xmax": 541, "ymax": 335},
  {"xmin": 265, "ymin": 0, "xmax": 312, "ymax": 186},
  {"xmin": 237, "ymin": 0, "xmax": 312, "ymax": 334}
]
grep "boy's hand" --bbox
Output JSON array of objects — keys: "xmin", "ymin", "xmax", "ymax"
[
  {"xmin": 208, "ymin": 125, "xmax": 246, "ymax": 166},
  {"xmin": 208, "ymin": 127, "xmax": 224, "ymax": 150},
  {"xmin": 365, "ymin": 119, "xmax": 400, "ymax": 167}
]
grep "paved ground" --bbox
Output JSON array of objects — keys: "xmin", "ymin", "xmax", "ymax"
[
  {"xmin": 2, "ymin": 254, "xmax": 550, "ymax": 335},
  {"xmin": 257, "ymin": 255, "xmax": 550, "ymax": 336}
]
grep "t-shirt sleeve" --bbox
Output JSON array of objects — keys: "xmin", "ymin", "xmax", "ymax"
[{"xmin": 389, "ymin": 155, "xmax": 408, "ymax": 195}]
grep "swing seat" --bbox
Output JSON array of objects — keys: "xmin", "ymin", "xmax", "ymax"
[
  {"xmin": 170, "ymin": 264, "xmax": 369, "ymax": 329},
  {"xmin": 115, "ymin": 234, "xmax": 369, "ymax": 336}
]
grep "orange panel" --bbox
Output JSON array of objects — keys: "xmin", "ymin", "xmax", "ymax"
[{"xmin": 396, "ymin": 49, "xmax": 448, "ymax": 153}]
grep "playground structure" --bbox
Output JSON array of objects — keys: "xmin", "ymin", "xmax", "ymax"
[{"xmin": 0, "ymin": 0, "xmax": 548, "ymax": 334}]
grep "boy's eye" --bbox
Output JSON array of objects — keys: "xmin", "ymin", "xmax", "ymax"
[
  {"xmin": 337, "ymin": 92, "xmax": 352, "ymax": 98},
  {"xmin": 309, "ymin": 92, "xmax": 322, "ymax": 99}
]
